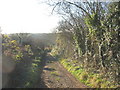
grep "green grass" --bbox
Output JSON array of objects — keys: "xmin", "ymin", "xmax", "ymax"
[
  {"xmin": 56, "ymin": 77, "xmax": 60, "ymax": 81},
  {"xmin": 50, "ymin": 71, "xmax": 59, "ymax": 76},
  {"xmin": 60, "ymin": 59, "xmax": 116, "ymax": 88},
  {"xmin": 33, "ymin": 59, "xmax": 41, "ymax": 63}
]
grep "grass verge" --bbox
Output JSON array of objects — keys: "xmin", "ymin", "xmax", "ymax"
[
  {"xmin": 60, "ymin": 59, "xmax": 116, "ymax": 88},
  {"xmin": 24, "ymin": 56, "xmax": 41, "ymax": 88}
]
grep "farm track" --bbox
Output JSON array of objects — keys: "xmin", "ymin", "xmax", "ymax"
[{"xmin": 37, "ymin": 54, "xmax": 88, "ymax": 88}]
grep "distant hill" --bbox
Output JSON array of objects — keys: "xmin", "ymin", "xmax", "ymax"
[
  {"xmin": 29, "ymin": 33, "xmax": 57, "ymax": 46},
  {"xmin": 6, "ymin": 33, "xmax": 57, "ymax": 46},
  {"xmin": 30, "ymin": 33, "xmax": 56, "ymax": 42}
]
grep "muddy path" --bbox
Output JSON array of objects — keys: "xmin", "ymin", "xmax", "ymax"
[{"xmin": 38, "ymin": 54, "xmax": 88, "ymax": 88}]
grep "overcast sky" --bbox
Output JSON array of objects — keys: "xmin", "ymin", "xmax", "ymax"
[{"xmin": 0, "ymin": 0, "xmax": 60, "ymax": 34}]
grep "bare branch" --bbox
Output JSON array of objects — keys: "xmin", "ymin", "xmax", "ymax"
[{"xmin": 66, "ymin": 1, "xmax": 92, "ymax": 18}]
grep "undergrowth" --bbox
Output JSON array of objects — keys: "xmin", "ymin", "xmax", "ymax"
[{"xmin": 24, "ymin": 56, "xmax": 41, "ymax": 88}]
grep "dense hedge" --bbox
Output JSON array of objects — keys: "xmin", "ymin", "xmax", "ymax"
[{"xmin": 2, "ymin": 34, "xmax": 48, "ymax": 88}]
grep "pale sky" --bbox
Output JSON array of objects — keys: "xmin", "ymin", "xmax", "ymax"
[{"xmin": 0, "ymin": 0, "xmax": 60, "ymax": 34}]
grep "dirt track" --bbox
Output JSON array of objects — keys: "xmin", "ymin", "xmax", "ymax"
[{"xmin": 38, "ymin": 54, "xmax": 87, "ymax": 88}]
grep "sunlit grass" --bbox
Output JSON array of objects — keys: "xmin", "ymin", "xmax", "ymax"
[
  {"xmin": 50, "ymin": 71, "xmax": 59, "ymax": 76},
  {"xmin": 60, "ymin": 59, "xmax": 116, "ymax": 88}
]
